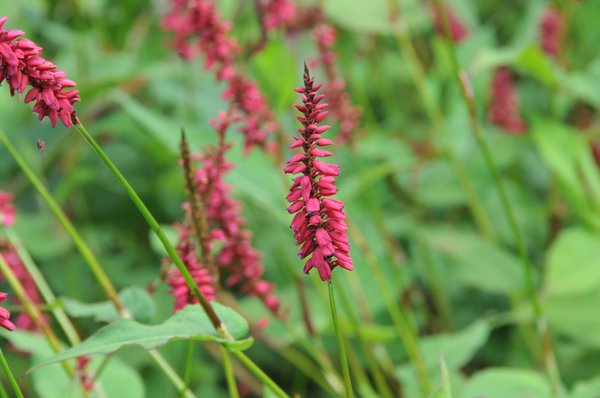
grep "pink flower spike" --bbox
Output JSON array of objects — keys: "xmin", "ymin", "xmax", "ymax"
[
  {"xmin": 0, "ymin": 17, "xmax": 79, "ymax": 127},
  {"xmin": 284, "ymin": 65, "xmax": 353, "ymax": 282}
]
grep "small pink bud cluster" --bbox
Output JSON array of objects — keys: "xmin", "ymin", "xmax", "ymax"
[
  {"xmin": 311, "ymin": 24, "xmax": 361, "ymax": 144},
  {"xmin": 0, "ymin": 17, "xmax": 79, "ymax": 127},
  {"xmin": 539, "ymin": 7, "xmax": 563, "ymax": 59},
  {"xmin": 77, "ymin": 356, "xmax": 94, "ymax": 391},
  {"xmin": 162, "ymin": 1, "xmax": 277, "ymax": 152},
  {"xmin": 431, "ymin": 4, "xmax": 469, "ymax": 43},
  {"xmin": 1, "ymin": 248, "xmax": 48, "ymax": 331},
  {"xmin": 488, "ymin": 67, "xmax": 526, "ymax": 134},
  {"xmin": 0, "ymin": 293, "xmax": 15, "ymax": 332},
  {"xmin": 0, "ymin": 192, "xmax": 15, "ymax": 227},
  {"xmin": 168, "ymin": 225, "xmax": 216, "ymax": 312},
  {"xmin": 285, "ymin": 66, "xmax": 352, "ymax": 281},
  {"xmin": 259, "ymin": 0, "xmax": 297, "ymax": 32}
]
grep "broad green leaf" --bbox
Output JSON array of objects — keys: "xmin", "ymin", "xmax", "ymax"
[
  {"xmin": 424, "ymin": 228, "xmax": 523, "ymax": 294},
  {"xmin": 62, "ymin": 286, "xmax": 156, "ymax": 323},
  {"xmin": 545, "ymin": 228, "xmax": 600, "ymax": 296},
  {"xmin": 460, "ymin": 368, "xmax": 551, "ymax": 398},
  {"xmin": 514, "ymin": 45, "xmax": 558, "ymax": 87},
  {"xmin": 34, "ymin": 304, "xmax": 252, "ymax": 370}
]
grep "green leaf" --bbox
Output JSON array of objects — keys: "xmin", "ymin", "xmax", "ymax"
[
  {"xmin": 62, "ymin": 286, "xmax": 156, "ymax": 323},
  {"xmin": 424, "ymin": 228, "xmax": 523, "ymax": 295},
  {"xmin": 514, "ymin": 45, "xmax": 558, "ymax": 87},
  {"xmin": 545, "ymin": 289, "xmax": 600, "ymax": 347},
  {"xmin": 569, "ymin": 376, "xmax": 600, "ymax": 398},
  {"xmin": 431, "ymin": 356, "xmax": 454, "ymax": 398},
  {"xmin": 34, "ymin": 304, "xmax": 252, "ymax": 370},
  {"xmin": 545, "ymin": 228, "xmax": 600, "ymax": 296},
  {"xmin": 460, "ymin": 368, "xmax": 551, "ymax": 398}
]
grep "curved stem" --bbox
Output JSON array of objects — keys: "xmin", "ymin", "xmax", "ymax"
[
  {"xmin": 231, "ymin": 351, "xmax": 290, "ymax": 398},
  {"xmin": 148, "ymin": 351, "xmax": 196, "ymax": 398},
  {"xmin": 0, "ymin": 349, "xmax": 23, "ymax": 398},
  {"xmin": 2, "ymin": 229, "xmax": 81, "ymax": 345},
  {"xmin": 74, "ymin": 119, "xmax": 227, "ymax": 337},
  {"xmin": 220, "ymin": 345, "xmax": 239, "ymax": 398},
  {"xmin": 434, "ymin": 1, "xmax": 562, "ymax": 394},
  {"xmin": 328, "ymin": 282, "xmax": 353, "ymax": 398}
]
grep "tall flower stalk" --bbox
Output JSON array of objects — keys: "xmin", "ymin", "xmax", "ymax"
[{"xmin": 285, "ymin": 64, "xmax": 353, "ymax": 397}]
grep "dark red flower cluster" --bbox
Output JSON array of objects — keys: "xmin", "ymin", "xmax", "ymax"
[
  {"xmin": 284, "ymin": 66, "xmax": 352, "ymax": 281},
  {"xmin": 162, "ymin": 0, "xmax": 277, "ymax": 152},
  {"xmin": 259, "ymin": 0, "xmax": 297, "ymax": 32},
  {"xmin": 168, "ymin": 225, "xmax": 216, "ymax": 312},
  {"xmin": 0, "ymin": 293, "xmax": 15, "ymax": 332},
  {"xmin": 0, "ymin": 192, "xmax": 15, "ymax": 227},
  {"xmin": 431, "ymin": 4, "xmax": 469, "ymax": 43},
  {"xmin": 311, "ymin": 24, "xmax": 361, "ymax": 144},
  {"xmin": 0, "ymin": 17, "xmax": 79, "ymax": 127},
  {"xmin": 539, "ymin": 7, "xmax": 563, "ymax": 59},
  {"xmin": 488, "ymin": 67, "xmax": 526, "ymax": 134}
]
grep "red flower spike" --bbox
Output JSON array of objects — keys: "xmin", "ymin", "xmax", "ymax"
[
  {"xmin": 539, "ymin": 7, "xmax": 563, "ymax": 59},
  {"xmin": 284, "ymin": 65, "xmax": 353, "ymax": 281},
  {"xmin": 0, "ymin": 292, "xmax": 15, "ymax": 332},
  {"xmin": 0, "ymin": 17, "xmax": 79, "ymax": 127},
  {"xmin": 487, "ymin": 67, "xmax": 526, "ymax": 134}
]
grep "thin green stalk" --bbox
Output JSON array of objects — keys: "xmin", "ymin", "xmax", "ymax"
[
  {"xmin": 0, "ymin": 127, "xmax": 198, "ymax": 398},
  {"xmin": 220, "ymin": 345, "xmax": 239, "ymax": 398},
  {"xmin": 0, "ymin": 349, "xmax": 23, "ymax": 398},
  {"xmin": 0, "ymin": 381, "xmax": 9, "ymax": 398},
  {"xmin": 2, "ymin": 229, "xmax": 81, "ymax": 345},
  {"xmin": 0, "ymin": 255, "xmax": 73, "ymax": 377},
  {"xmin": 385, "ymin": 0, "xmax": 495, "ymax": 241},
  {"xmin": 179, "ymin": 341, "xmax": 195, "ymax": 398},
  {"xmin": 74, "ymin": 119, "xmax": 227, "ymax": 336},
  {"xmin": 348, "ymin": 223, "xmax": 431, "ymax": 394},
  {"xmin": 148, "ymin": 351, "xmax": 196, "ymax": 398},
  {"xmin": 0, "ymin": 128, "xmax": 125, "ymax": 316},
  {"xmin": 328, "ymin": 282, "xmax": 354, "ymax": 398},
  {"xmin": 231, "ymin": 351, "xmax": 290, "ymax": 398},
  {"xmin": 434, "ymin": 1, "xmax": 562, "ymax": 394},
  {"xmin": 334, "ymin": 283, "xmax": 395, "ymax": 398}
]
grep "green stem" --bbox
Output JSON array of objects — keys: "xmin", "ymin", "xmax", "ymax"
[
  {"xmin": 231, "ymin": 351, "xmax": 290, "ymax": 398},
  {"xmin": 0, "ymin": 349, "xmax": 23, "ymax": 398},
  {"xmin": 328, "ymin": 282, "xmax": 353, "ymax": 398},
  {"xmin": 0, "ymin": 381, "xmax": 9, "ymax": 398},
  {"xmin": 334, "ymin": 283, "xmax": 395, "ymax": 398},
  {"xmin": 220, "ymin": 345, "xmax": 239, "ymax": 398},
  {"xmin": 0, "ymin": 255, "xmax": 73, "ymax": 377},
  {"xmin": 73, "ymin": 119, "xmax": 227, "ymax": 337},
  {"xmin": 148, "ymin": 351, "xmax": 196, "ymax": 398},
  {"xmin": 179, "ymin": 341, "xmax": 195, "ymax": 398},
  {"xmin": 2, "ymin": 229, "xmax": 81, "ymax": 345},
  {"xmin": 434, "ymin": 1, "xmax": 562, "ymax": 394}
]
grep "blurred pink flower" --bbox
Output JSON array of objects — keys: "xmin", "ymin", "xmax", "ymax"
[
  {"xmin": 285, "ymin": 66, "xmax": 353, "ymax": 281},
  {"xmin": 0, "ymin": 192, "xmax": 15, "ymax": 227},
  {"xmin": 488, "ymin": 67, "xmax": 526, "ymax": 134},
  {"xmin": 311, "ymin": 24, "xmax": 361, "ymax": 144},
  {"xmin": 168, "ymin": 225, "xmax": 216, "ymax": 312},
  {"xmin": 162, "ymin": 1, "xmax": 277, "ymax": 152},
  {"xmin": 77, "ymin": 356, "xmax": 94, "ymax": 391},
  {"xmin": 431, "ymin": 4, "xmax": 468, "ymax": 43},
  {"xmin": 0, "ymin": 292, "xmax": 15, "ymax": 331},
  {"xmin": 259, "ymin": 0, "xmax": 297, "ymax": 32},
  {"xmin": 539, "ymin": 7, "xmax": 563, "ymax": 59},
  {"xmin": 0, "ymin": 17, "xmax": 79, "ymax": 127}
]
